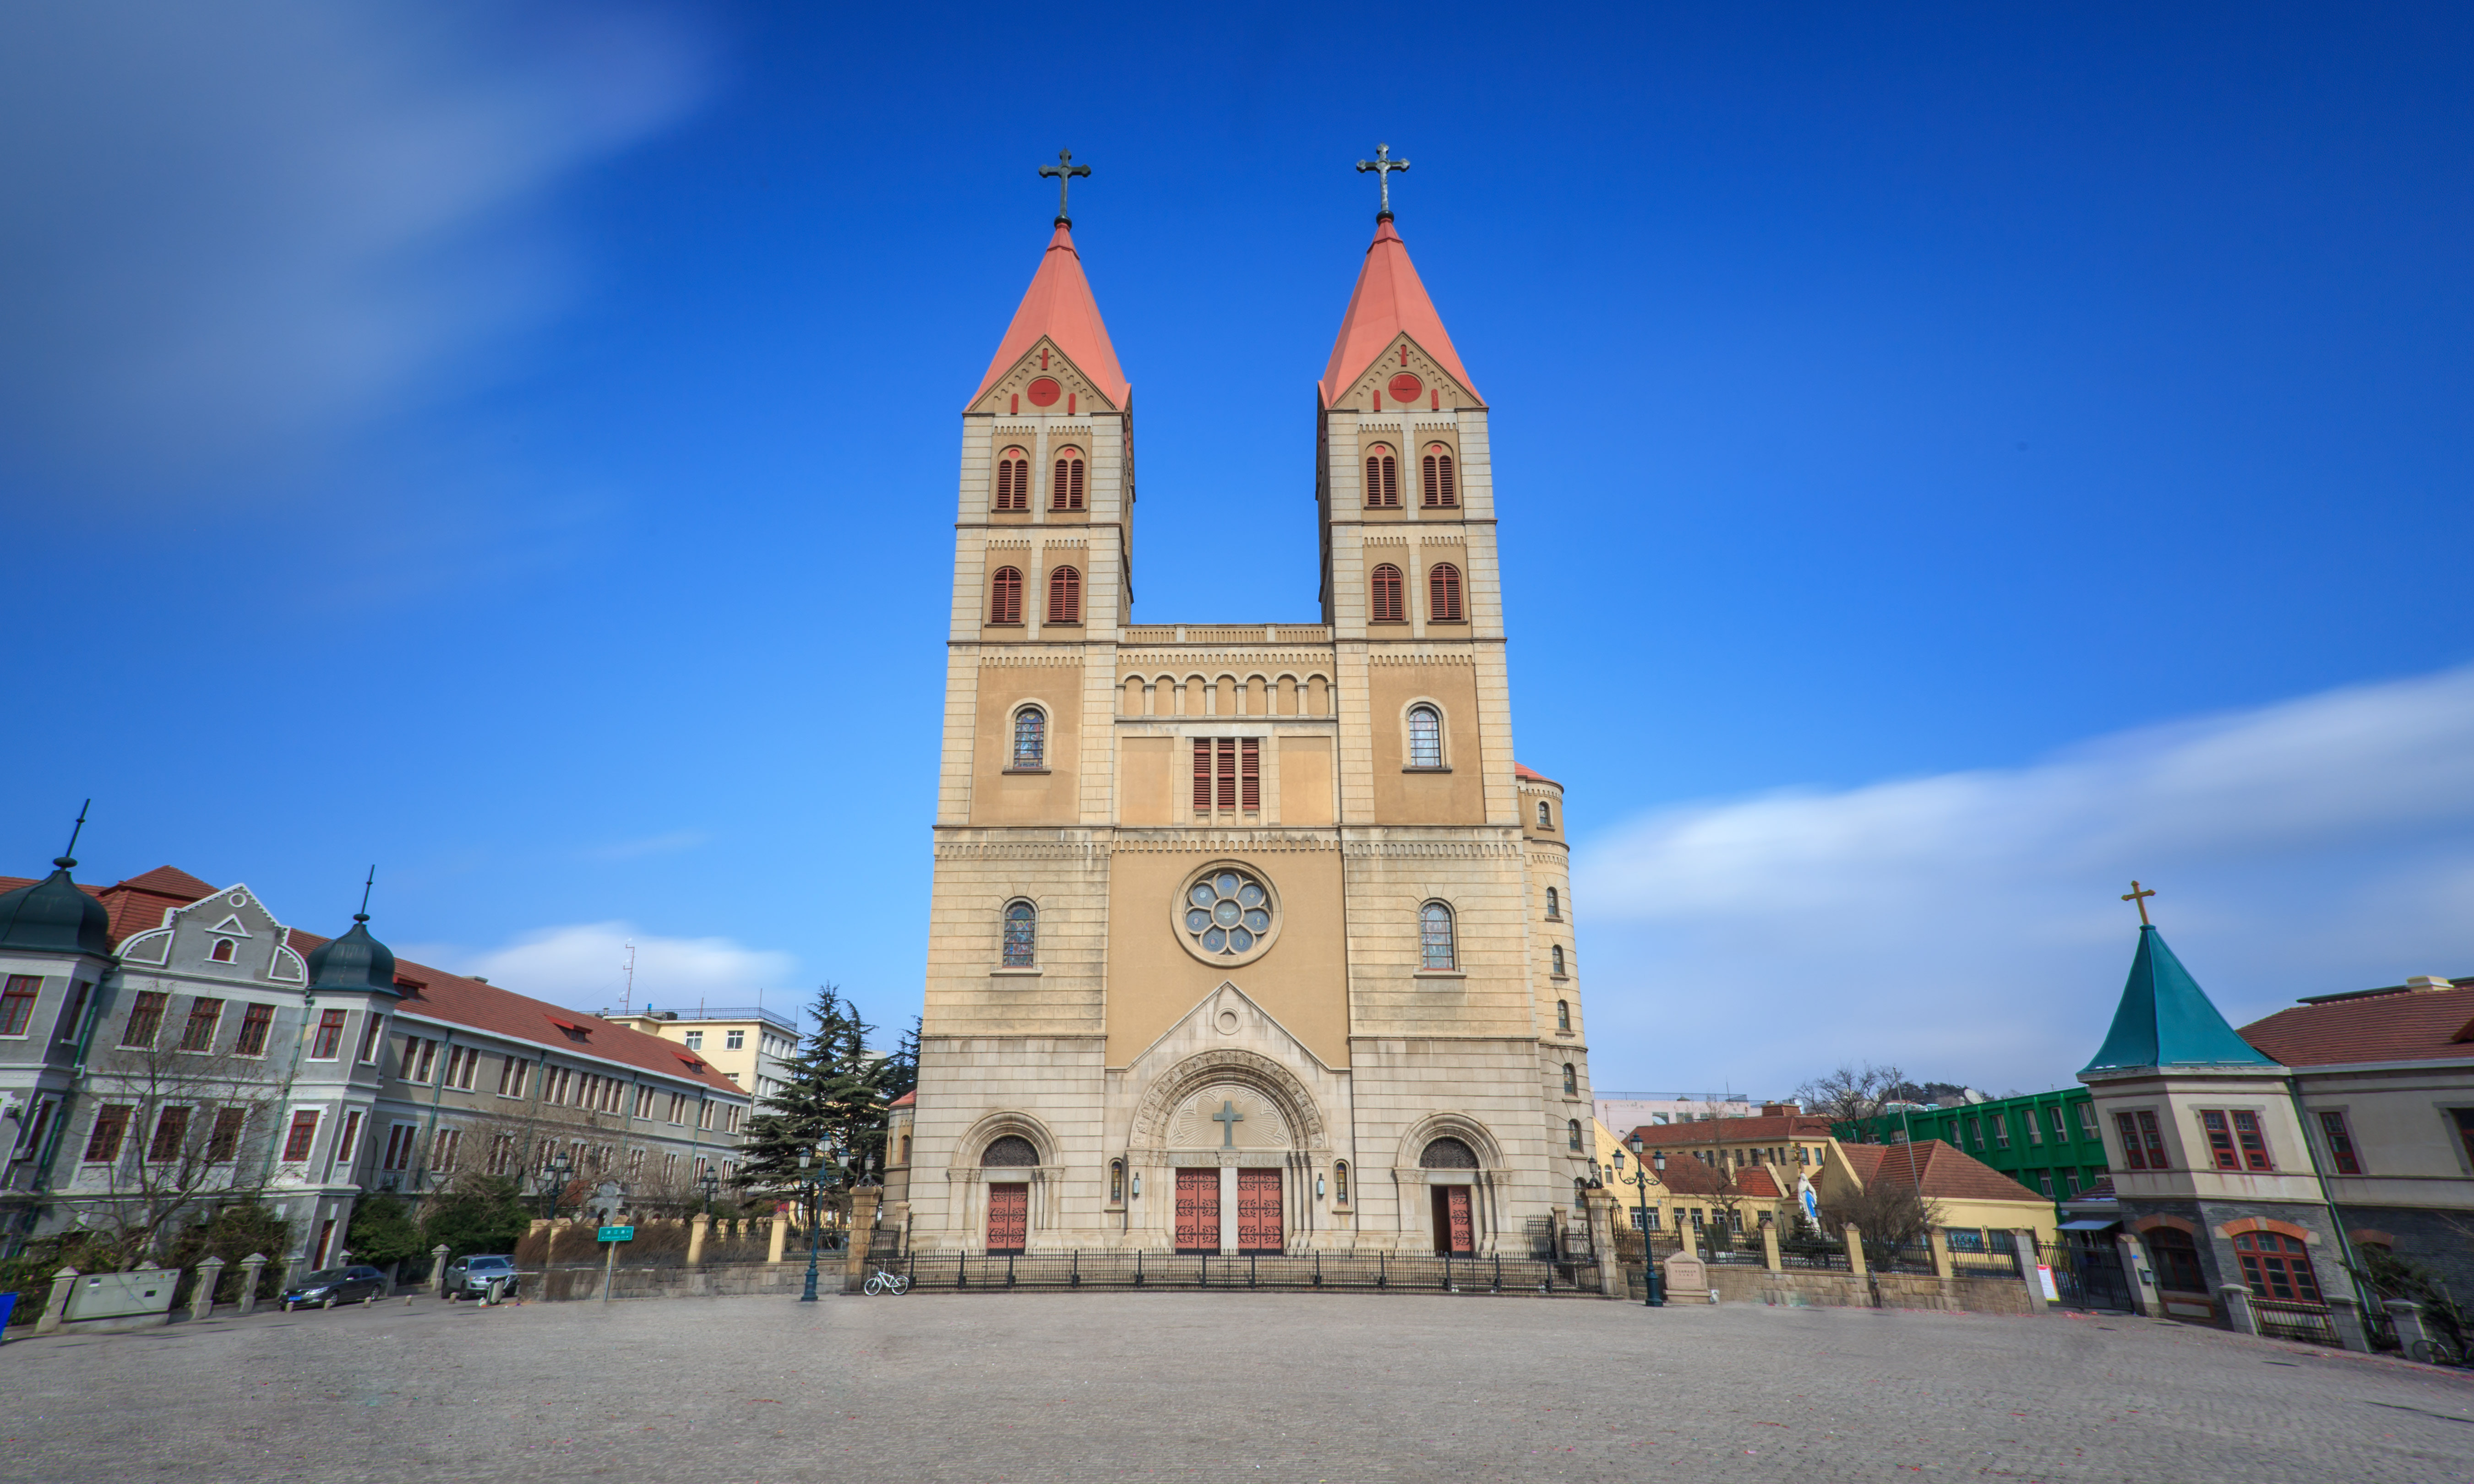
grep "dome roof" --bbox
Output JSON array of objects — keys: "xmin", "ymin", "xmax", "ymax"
[
  {"xmin": 0, "ymin": 859, "xmax": 112, "ymax": 957},
  {"xmin": 306, "ymin": 915, "xmax": 402, "ymax": 998}
]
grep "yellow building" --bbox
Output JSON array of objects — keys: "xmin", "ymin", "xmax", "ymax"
[
  {"xmin": 608, "ymin": 1007, "xmax": 801, "ymax": 1104},
  {"xmin": 901, "ymin": 180, "xmax": 1593, "ymax": 1258}
]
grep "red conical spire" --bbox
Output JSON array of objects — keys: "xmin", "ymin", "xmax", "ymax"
[
  {"xmin": 972, "ymin": 223, "xmax": 1130, "ymax": 411},
  {"xmin": 1319, "ymin": 218, "xmax": 1480, "ymax": 408}
]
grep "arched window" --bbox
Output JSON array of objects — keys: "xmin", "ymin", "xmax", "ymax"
[
  {"xmin": 994, "ymin": 447, "xmax": 1030, "ymax": 511},
  {"xmin": 1556, "ymin": 999, "xmax": 1571, "ymax": 1031},
  {"xmin": 1573, "ymin": 1177, "xmax": 1588, "ymax": 1210},
  {"xmin": 1545, "ymin": 886, "xmax": 1560, "ymax": 920},
  {"xmin": 1419, "ymin": 1137, "xmax": 1478, "ymax": 1169},
  {"xmin": 981, "ymin": 1134, "xmax": 1039, "ymax": 1167},
  {"xmin": 1567, "ymin": 1118, "xmax": 1584, "ymax": 1150},
  {"xmin": 988, "ymin": 566, "xmax": 1024, "ymax": 625},
  {"xmin": 1333, "ymin": 1160, "xmax": 1350, "ymax": 1202},
  {"xmin": 1563, "ymin": 1063, "xmax": 1579, "ymax": 1096},
  {"xmin": 1428, "ymin": 564, "xmax": 1464, "ymax": 623},
  {"xmin": 1551, "ymin": 945, "xmax": 1566, "ymax": 976},
  {"xmin": 1002, "ymin": 902, "xmax": 1036, "ymax": 968},
  {"xmin": 1047, "ymin": 565, "xmax": 1082, "ymax": 624},
  {"xmin": 2144, "ymin": 1228, "xmax": 2207, "ymax": 1294},
  {"xmin": 1051, "ymin": 447, "xmax": 1085, "ymax": 511},
  {"xmin": 1422, "ymin": 444, "xmax": 1457, "ymax": 507},
  {"xmin": 1363, "ymin": 446, "xmax": 1399, "ymax": 508},
  {"xmin": 1419, "ymin": 901, "xmax": 1455, "ymax": 971},
  {"xmin": 1537, "ymin": 800, "xmax": 1553, "ymax": 830},
  {"xmin": 1407, "ymin": 704, "xmax": 1442, "ymax": 767},
  {"xmin": 2234, "ymin": 1231, "xmax": 2323, "ymax": 1303},
  {"xmin": 1011, "ymin": 706, "xmax": 1045, "ymax": 769},
  {"xmin": 1109, "ymin": 1159, "xmax": 1125, "ymax": 1204},
  {"xmin": 210, "ymin": 939, "xmax": 236, "ymax": 963},
  {"xmin": 1369, "ymin": 563, "xmax": 1406, "ymax": 623}
]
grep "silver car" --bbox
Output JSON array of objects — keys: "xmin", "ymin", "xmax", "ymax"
[{"xmin": 441, "ymin": 1254, "xmax": 521, "ymax": 1300}]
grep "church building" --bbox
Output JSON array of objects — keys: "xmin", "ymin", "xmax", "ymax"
[{"xmin": 896, "ymin": 169, "xmax": 1593, "ymax": 1257}]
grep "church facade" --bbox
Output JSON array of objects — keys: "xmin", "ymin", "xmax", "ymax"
[{"xmin": 896, "ymin": 192, "xmax": 1593, "ymax": 1257}]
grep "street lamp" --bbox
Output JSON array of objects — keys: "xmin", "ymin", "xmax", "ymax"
[
  {"xmin": 698, "ymin": 1168, "xmax": 721, "ymax": 1217},
  {"xmin": 1618, "ymin": 1148, "xmax": 1667, "ymax": 1307},
  {"xmin": 797, "ymin": 1137, "xmax": 839, "ymax": 1304},
  {"xmin": 539, "ymin": 1151, "xmax": 573, "ymax": 1223}
]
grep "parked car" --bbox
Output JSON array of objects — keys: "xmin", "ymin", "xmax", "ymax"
[
  {"xmin": 279, "ymin": 1265, "xmax": 389, "ymax": 1309},
  {"xmin": 442, "ymin": 1254, "xmax": 521, "ymax": 1300}
]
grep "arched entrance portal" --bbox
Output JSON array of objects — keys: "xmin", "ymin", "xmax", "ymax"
[
  {"xmin": 1422, "ymin": 1137, "xmax": 1479, "ymax": 1254},
  {"xmin": 1131, "ymin": 1052, "xmax": 1327, "ymax": 1257}
]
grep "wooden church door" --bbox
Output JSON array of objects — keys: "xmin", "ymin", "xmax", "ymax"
[
  {"xmin": 1174, "ymin": 1168, "xmax": 1219, "ymax": 1254},
  {"xmin": 986, "ymin": 1182, "xmax": 1028, "ymax": 1254},
  {"xmin": 1431, "ymin": 1185, "xmax": 1474, "ymax": 1255},
  {"xmin": 1235, "ymin": 1168, "xmax": 1282, "ymax": 1254}
]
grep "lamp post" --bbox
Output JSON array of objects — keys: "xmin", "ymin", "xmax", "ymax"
[
  {"xmin": 698, "ymin": 1169, "xmax": 720, "ymax": 1218},
  {"xmin": 539, "ymin": 1151, "xmax": 573, "ymax": 1223},
  {"xmin": 1619, "ymin": 1144, "xmax": 1667, "ymax": 1307},
  {"xmin": 797, "ymin": 1137, "xmax": 840, "ymax": 1303}
]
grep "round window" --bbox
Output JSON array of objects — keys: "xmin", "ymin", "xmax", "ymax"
[
  {"xmin": 1025, "ymin": 376, "xmax": 1062, "ymax": 407},
  {"xmin": 1387, "ymin": 372, "xmax": 1423, "ymax": 404},
  {"xmin": 1172, "ymin": 864, "xmax": 1279, "ymax": 966}
]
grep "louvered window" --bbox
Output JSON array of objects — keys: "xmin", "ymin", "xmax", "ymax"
[
  {"xmin": 1421, "ymin": 446, "xmax": 1457, "ymax": 507},
  {"xmin": 1407, "ymin": 705, "xmax": 1442, "ymax": 767},
  {"xmin": 1011, "ymin": 707, "xmax": 1045, "ymax": 769},
  {"xmin": 1364, "ymin": 448, "xmax": 1399, "ymax": 508},
  {"xmin": 1369, "ymin": 563, "xmax": 1405, "ymax": 623},
  {"xmin": 1047, "ymin": 565, "xmax": 1082, "ymax": 624},
  {"xmin": 994, "ymin": 448, "xmax": 1030, "ymax": 511},
  {"xmin": 988, "ymin": 565, "xmax": 1023, "ymax": 625},
  {"xmin": 1052, "ymin": 449, "xmax": 1086, "ymax": 511},
  {"xmin": 1428, "ymin": 563, "xmax": 1464, "ymax": 623},
  {"xmin": 1189, "ymin": 738, "xmax": 1260, "ymax": 812}
]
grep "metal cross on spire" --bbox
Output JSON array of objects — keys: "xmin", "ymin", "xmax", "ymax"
[
  {"xmin": 1356, "ymin": 141, "xmax": 1410, "ymax": 220},
  {"xmin": 57, "ymin": 798, "xmax": 90, "ymax": 868},
  {"xmin": 2120, "ymin": 880, "xmax": 2157, "ymax": 926},
  {"xmin": 1039, "ymin": 148, "xmax": 1090, "ymax": 227},
  {"xmin": 356, "ymin": 864, "xmax": 376, "ymax": 923}
]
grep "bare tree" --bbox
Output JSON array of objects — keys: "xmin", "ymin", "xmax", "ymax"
[
  {"xmin": 1790, "ymin": 1063, "xmax": 1912, "ymax": 1125},
  {"xmin": 1822, "ymin": 1179, "xmax": 1944, "ymax": 1267},
  {"xmin": 67, "ymin": 1026, "xmax": 284, "ymax": 1266}
]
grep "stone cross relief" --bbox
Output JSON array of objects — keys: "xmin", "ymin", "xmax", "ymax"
[{"xmin": 1212, "ymin": 1099, "xmax": 1245, "ymax": 1149}]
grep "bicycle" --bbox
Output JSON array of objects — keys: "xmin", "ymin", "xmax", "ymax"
[
  {"xmin": 2407, "ymin": 1335, "xmax": 2463, "ymax": 1368},
  {"xmin": 863, "ymin": 1267, "xmax": 910, "ymax": 1296}
]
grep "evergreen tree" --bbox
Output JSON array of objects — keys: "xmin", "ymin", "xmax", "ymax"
[{"xmin": 736, "ymin": 985, "xmax": 900, "ymax": 1200}]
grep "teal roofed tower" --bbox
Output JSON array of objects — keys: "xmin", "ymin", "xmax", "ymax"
[{"xmin": 2082, "ymin": 924, "xmax": 2280, "ymax": 1074}]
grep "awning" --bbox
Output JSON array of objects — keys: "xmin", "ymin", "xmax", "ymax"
[{"xmin": 2057, "ymin": 1218, "xmax": 2120, "ymax": 1232}]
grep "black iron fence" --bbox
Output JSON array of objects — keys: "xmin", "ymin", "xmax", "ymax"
[
  {"xmin": 2252, "ymin": 1296, "xmax": 2338, "ymax": 1346},
  {"xmin": 897, "ymin": 1249, "xmax": 1603, "ymax": 1296}
]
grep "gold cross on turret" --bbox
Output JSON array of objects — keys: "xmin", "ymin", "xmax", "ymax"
[
  {"xmin": 1039, "ymin": 148, "xmax": 1090, "ymax": 227},
  {"xmin": 1357, "ymin": 141, "xmax": 1410, "ymax": 220},
  {"xmin": 2121, "ymin": 880, "xmax": 2157, "ymax": 926}
]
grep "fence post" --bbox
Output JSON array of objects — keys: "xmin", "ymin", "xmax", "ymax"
[
  {"xmin": 767, "ymin": 1215, "xmax": 788, "ymax": 1266},
  {"xmin": 2385, "ymin": 1299, "xmax": 2433, "ymax": 1354},
  {"xmin": 1928, "ymin": 1228, "xmax": 1955, "ymax": 1283},
  {"xmin": 2323, "ymin": 1293, "xmax": 2371, "ymax": 1353},
  {"xmin": 1761, "ymin": 1218, "xmax": 1784, "ymax": 1274},
  {"xmin": 1841, "ymin": 1224, "xmax": 1868, "ymax": 1279},
  {"xmin": 236, "ymin": 1254, "xmax": 268, "ymax": 1316},
  {"xmin": 190, "ymin": 1256, "xmax": 226, "ymax": 1321},
  {"xmin": 35, "ymin": 1267, "xmax": 78, "ymax": 1335},
  {"xmin": 427, "ymin": 1244, "xmax": 451, "ymax": 1296},
  {"xmin": 2219, "ymin": 1283, "xmax": 2258, "ymax": 1336},
  {"xmin": 2012, "ymin": 1230, "xmax": 2050, "ymax": 1314},
  {"xmin": 686, "ymin": 1212, "xmax": 708, "ymax": 1269},
  {"xmin": 2115, "ymin": 1233, "xmax": 2163, "ymax": 1317}
]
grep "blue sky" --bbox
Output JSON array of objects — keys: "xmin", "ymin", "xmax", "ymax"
[{"xmin": 4, "ymin": 3, "xmax": 2471, "ymax": 1096}]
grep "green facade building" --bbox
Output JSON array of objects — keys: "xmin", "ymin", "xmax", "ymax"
[{"xmin": 1833, "ymin": 1087, "xmax": 2108, "ymax": 1208}]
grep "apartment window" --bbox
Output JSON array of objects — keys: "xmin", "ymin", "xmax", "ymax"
[
  {"xmin": 226, "ymin": 1003, "xmax": 271, "ymax": 1058},
  {"xmin": 146, "ymin": 1107, "xmax": 191, "ymax": 1163},
  {"xmin": 84, "ymin": 1105, "xmax": 132, "ymax": 1163},
  {"xmin": 54, "ymin": 982, "xmax": 90, "ymax": 1043},
  {"xmin": 2112, "ymin": 1110, "xmax": 2170, "ymax": 1170},
  {"xmin": 433, "ymin": 1128, "xmax": 462, "ymax": 1173},
  {"xmin": 2025, "ymin": 1109, "xmax": 2043, "ymax": 1145},
  {"xmin": 633, "ymin": 1086, "xmax": 656, "ymax": 1119},
  {"xmin": 446, "ymin": 1046, "xmax": 480, "ymax": 1090},
  {"xmin": 698, "ymin": 1101, "xmax": 716, "ymax": 1131},
  {"xmin": 2310, "ymin": 1110, "xmax": 2361, "ymax": 1174},
  {"xmin": 2076, "ymin": 1102, "xmax": 2100, "ymax": 1138},
  {"xmin": 2065, "ymin": 1172, "xmax": 2081, "ymax": 1196},
  {"xmin": 685, "ymin": 1031, "xmax": 703, "ymax": 1051},
  {"xmin": 207, "ymin": 1107, "xmax": 247, "ymax": 1163},
  {"xmin": 0, "ymin": 975, "xmax": 39, "ymax": 1037},
  {"xmin": 307, "ymin": 1009, "xmax": 346, "ymax": 1060},
  {"xmin": 2233, "ymin": 1231, "xmax": 2322, "ymax": 1303},
  {"xmin": 282, "ymin": 1110, "xmax": 321, "ymax": 1163},
  {"xmin": 2197, "ymin": 1109, "xmax": 2273, "ymax": 1172},
  {"xmin": 1011, "ymin": 706, "xmax": 1046, "ymax": 769},
  {"xmin": 726, "ymin": 1029, "xmax": 745, "ymax": 1051},
  {"xmin": 627, "ymin": 1147, "xmax": 647, "ymax": 1177},
  {"xmin": 1690, "ymin": 1209, "xmax": 1705, "ymax": 1233},
  {"xmin": 210, "ymin": 939, "xmax": 236, "ymax": 963},
  {"xmin": 2037, "ymin": 1171, "xmax": 2054, "ymax": 1196},
  {"xmin": 177, "ymin": 998, "xmax": 224, "ymax": 1052},
  {"xmin": 497, "ymin": 1056, "xmax": 531, "ymax": 1097},
  {"xmin": 692, "ymin": 1156, "xmax": 709, "ymax": 1184},
  {"xmin": 1992, "ymin": 1114, "xmax": 2011, "ymax": 1150},
  {"xmin": 547, "ymin": 1067, "xmax": 572, "ymax": 1105},
  {"xmin": 2452, "ymin": 1109, "xmax": 2474, "ymax": 1171},
  {"xmin": 409, "ymin": 1038, "xmax": 439, "ymax": 1083},
  {"xmin": 664, "ymin": 1152, "xmax": 679, "ymax": 1181},
  {"xmin": 487, "ymin": 1134, "xmax": 517, "ymax": 1176},
  {"xmin": 667, "ymin": 1094, "xmax": 687, "ymax": 1125},
  {"xmin": 1965, "ymin": 1118, "xmax": 1982, "ymax": 1151},
  {"xmin": 121, "ymin": 991, "xmax": 169, "ymax": 1048},
  {"xmin": 1407, "ymin": 705, "xmax": 1443, "ymax": 768},
  {"xmin": 1550, "ymin": 945, "xmax": 1566, "ymax": 976},
  {"xmin": 1419, "ymin": 902, "xmax": 1456, "ymax": 971},
  {"xmin": 1544, "ymin": 887, "xmax": 1560, "ymax": 920},
  {"xmin": 380, "ymin": 1123, "xmax": 418, "ymax": 1173},
  {"xmin": 1003, "ymin": 902, "xmax": 1037, "ymax": 967}
]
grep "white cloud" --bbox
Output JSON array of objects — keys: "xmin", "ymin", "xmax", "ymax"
[
  {"xmin": 401, "ymin": 921, "xmax": 795, "ymax": 1014},
  {"xmin": 0, "ymin": 0, "xmax": 708, "ymax": 496},
  {"xmin": 1574, "ymin": 665, "xmax": 2474, "ymax": 1097}
]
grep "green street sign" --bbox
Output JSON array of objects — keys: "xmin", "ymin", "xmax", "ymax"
[{"xmin": 598, "ymin": 1225, "xmax": 634, "ymax": 1242}]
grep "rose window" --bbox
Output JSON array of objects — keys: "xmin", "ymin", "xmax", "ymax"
[{"xmin": 1184, "ymin": 870, "xmax": 1271, "ymax": 956}]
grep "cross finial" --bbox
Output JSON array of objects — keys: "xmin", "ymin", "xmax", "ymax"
[
  {"xmin": 2120, "ymin": 880, "xmax": 2157, "ymax": 927},
  {"xmin": 1211, "ymin": 1098, "xmax": 1245, "ymax": 1149},
  {"xmin": 1356, "ymin": 141, "xmax": 1411, "ymax": 221},
  {"xmin": 1038, "ymin": 148, "xmax": 1091, "ymax": 227},
  {"xmin": 356, "ymin": 865, "xmax": 376, "ymax": 924},
  {"xmin": 56, "ymin": 798, "xmax": 90, "ymax": 870}
]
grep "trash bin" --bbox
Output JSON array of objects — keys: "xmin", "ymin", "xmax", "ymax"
[{"xmin": 0, "ymin": 1292, "xmax": 18, "ymax": 1337}]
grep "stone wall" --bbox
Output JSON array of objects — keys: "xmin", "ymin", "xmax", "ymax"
[
  {"xmin": 521, "ymin": 1263, "xmax": 838, "ymax": 1302},
  {"xmin": 1640, "ymin": 1265, "xmax": 2035, "ymax": 1316}
]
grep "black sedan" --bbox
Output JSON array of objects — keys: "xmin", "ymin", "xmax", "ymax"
[{"xmin": 278, "ymin": 1265, "xmax": 389, "ymax": 1309}]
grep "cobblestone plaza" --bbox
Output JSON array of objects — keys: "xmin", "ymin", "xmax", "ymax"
[{"xmin": 8, "ymin": 1294, "xmax": 2469, "ymax": 1482}]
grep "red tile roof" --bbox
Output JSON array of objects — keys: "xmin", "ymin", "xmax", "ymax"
[
  {"xmin": 888, "ymin": 1090, "xmax": 916, "ymax": 1109},
  {"xmin": 2, "ymin": 864, "xmax": 745, "ymax": 1097},
  {"xmin": 2238, "ymin": 983, "xmax": 2474, "ymax": 1067},
  {"xmin": 1319, "ymin": 217, "xmax": 1482, "ymax": 408},
  {"xmin": 1513, "ymin": 763, "xmax": 1560, "ymax": 787},
  {"xmin": 972, "ymin": 223, "xmax": 1129, "ymax": 411},
  {"xmin": 1628, "ymin": 1114, "xmax": 1838, "ymax": 1147},
  {"xmin": 1838, "ymin": 1139, "xmax": 2045, "ymax": 1204}
]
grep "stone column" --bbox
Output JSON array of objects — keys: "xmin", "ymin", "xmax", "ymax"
[
  {"xmin": 2116, "ymin": 1233, "xmax": 2163, "ymax": 1318},
  {"xmin": 767, "ymin": 1215, "xmax": 788, "ymax": 1265},
  {"xmin": 2324, "ymin": 1294, "xmax": 2371, "ymax": 1353},
  {"xmin": 2012, "ymin": 1230, "xmax": 2049, "ymax": 1314},
  {"xmin": 686, "ymin": 1212, "xmax": 709, "ymax": 1268},
  {"xmin": 2386, "ymin": 1299, "xmax": 2433, "ymax": 1355},
  {"xmin": 1841, "ymin": 1224, "xmax": 1868, "ymax": 1278},
  {"xmin": 190, "ymin": 1256, "xmax": 226, "ymax": 1321},
  {"xmin": 35, "ymin": 1267, "xmax": 79, "ymax": 1334},
  {"xmin": 2219, "ymin": 1283, "xmax": 2257, "ymax": 1335},
  {"xmin": 1219, "ymin": 1165, "xmax": 1238, "ymax": 1256},
  {"xmin": 236, "ymin": 1254, "xmax": 268, "ymax": 1315},
  {"xmin": 1927, "ymin": 1227, "xmax": 1955, "ymax": 1283},
  {"xmin": 1760, "ymin": 1216, "xmax": 1784, "ymax": 1274},
  {"xmin": 846, "ymin": 1188, "xmax": 883, "ymax": 1288},
  {"xmin": 427, "ymin": 1244, "xmax": 451, "ymax": 1296}
]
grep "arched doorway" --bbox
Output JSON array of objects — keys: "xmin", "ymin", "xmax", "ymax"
[
  {"xmin": 982, "ymin": 1135, "xmax": 1037, "ymax": 1254},
  {"xmin": 1421, "ymin": 1137, "xmax": 1478, "ymax": 1255}
]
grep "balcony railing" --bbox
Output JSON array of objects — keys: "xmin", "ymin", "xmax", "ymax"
[{"xmin": 1120, "ymin": 625, "xmax": 1332, "ymax": 646}]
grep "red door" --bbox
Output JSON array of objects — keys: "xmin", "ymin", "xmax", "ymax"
[
  {"xmin": 1431, "ymin": 1185, "xmax": 1474, "ymax": 1254},
  {"xmin": 986, "ymin": 1182, "xmax": 1028, "ymax": 1254},
  {"xmin": 1175, "ymin": 1168, "xmax": 1220, "ymax": 1253},
  {"xmin": 1236, "ymin": 1168, "xmax": 1282, "ymax": 1254}
]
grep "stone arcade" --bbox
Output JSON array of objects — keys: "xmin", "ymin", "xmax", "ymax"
[{"xmin": 892, "ymin": 166, "xmax": 1593, "ymax": 1257}]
